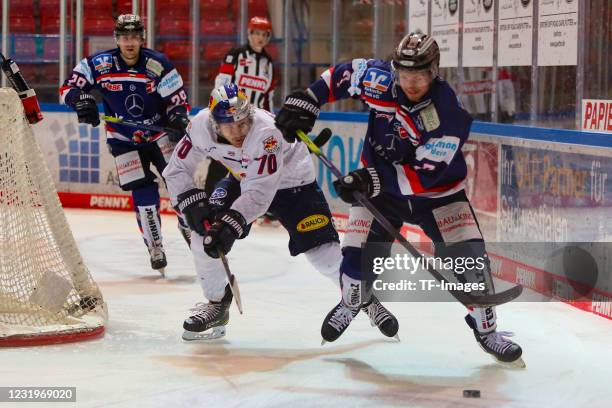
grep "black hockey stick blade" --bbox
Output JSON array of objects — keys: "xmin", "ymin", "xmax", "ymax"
[
  {"xmin": 295, "ymin": 129, "xmax": 523, "ymax": 308},
  {"xmin": 311, "ymin": 128, "xmax": 333, "ymax": 149},
  {"xmin": 219, "ymin": 250, "xmax": 243, "ymax": 314}
]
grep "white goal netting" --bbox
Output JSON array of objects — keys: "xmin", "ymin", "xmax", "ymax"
[{"xmin": 0, "ymin": 88, "xmax": 107, "ymax": 346}]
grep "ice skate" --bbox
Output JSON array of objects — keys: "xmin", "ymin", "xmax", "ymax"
[
  {"xmin": 321, "ymin": 301, "xmax": 360, "ymax": 345},
  {"xmin": 465, "ymin": 315, "xmax": 525, "ymax": 368},
  {"xmin": 362, "ymin": 295, "xmax": 400, "ymax": 341},
  {"xmin": 148, "ymin": 246, "xmax": 167, "ymax": 277},
  {"xmin": 182, "ymin": 286, "xmax": 232, "ymax": 341}
]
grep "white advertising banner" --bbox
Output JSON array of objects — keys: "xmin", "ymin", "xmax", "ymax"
[
  {"xmin": 537, "ymin": 0, "xmax": 578, "ymax": 66},
  {"xmin": 462, "ymin": 0, "xmax": 495, "ymax": 67},
  {"xmin": 582, "ymin": 99, "xmax": 612, "ymax": 133},
  {"xmin": 408, "ymin": 0, "xmax": 429, "ymax": 34},
  {"xmin": 431, "ymin": 0, "xmax": 460, "ymax": 67},
  {"xmin": 498, "ymin": 0, "xmax": 534, "ymax": 66}
]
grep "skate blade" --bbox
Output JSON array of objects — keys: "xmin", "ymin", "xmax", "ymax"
[
  {"xmin": 492, "ymin": 355, "xmax": 526, "ymax": 369},
  {"xmin": 182, "ymin": 326, "xmax": 226, "ymax": 341},
  {"xmin": 157, "ymin": 268, "xmax": 166, "ymax": 278},
  {"xmin": 394, "ymin": 334, "xmax": 400, "ymax": 342}
]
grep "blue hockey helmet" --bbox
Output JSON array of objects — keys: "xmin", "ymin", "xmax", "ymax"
[{"xmin": 208, "ymin": 84, "xmax": 252, "ymax": 125}]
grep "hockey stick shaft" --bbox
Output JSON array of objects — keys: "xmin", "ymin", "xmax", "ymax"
[
  {"xmin": 296, "ymin": 130, "xmax": 522, "ymax": 307},
  {"xmin": 101, "ymin": 114, "xmax": 180, "ymax": 137},
  {"xmin": 219, "ymin": 250, "xmax": 244, "ymax": 315}
]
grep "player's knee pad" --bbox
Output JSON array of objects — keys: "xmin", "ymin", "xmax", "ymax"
[
  {"xmin": 304, "ymin": 241, "xmax": 341, "ymax": 286},
  {"xmin": 341, "ymin": 205, "xmax": 374, "ymax": 250}
]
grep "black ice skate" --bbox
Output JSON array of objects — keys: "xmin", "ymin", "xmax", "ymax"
[
  {"xmin": 148, "ymin": 246, "xmax": 167, "ymax": 276},
  {"xmin": 362, "ymin": 295, "xmax": 400, "ymax": 341},
  {"xmin": 465, "ymin": 315, "xmax": 525, "ymax": 368},
  {"xmin": 182, "ymin": 286, "xmax": 233, "ymax": 341},
  {"xmin": 321, "ymin": 301, "xmax": 360, "ymax": 345}
]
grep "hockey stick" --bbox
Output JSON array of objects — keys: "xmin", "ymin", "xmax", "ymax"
[
  {"xmin": 202, "ymin": 219, "xmax": 244, "ymax": 315},
  {"xmin": 296, "ymin": 129, "xmax": 523, "ymax": 307},
  {"xmin": 219, "ymin": 250, "xmax": 243, "ymax": 315},
  {"xmin": 100, "ymin": 114, "xmax": 182, "ymax": 138}
]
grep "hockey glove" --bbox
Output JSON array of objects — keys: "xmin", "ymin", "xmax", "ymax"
[
  {"xmin": 333, "ymin": 167, "xmax": 383, "ymax": 204},
  {"xmin": 275, "ymin": 90, "xmax": 320, "ymax": 143},
  {"xmin": 74, "ymin": 93, "xmax": 100, "ymax": 127},
  {"xmin": 203, "ymin": 209, "xmax": 247, "ymax": 258},
  {"xmin": 176, "ymin": 188, "xmax": 210, "ymax": 236},
  {"xmin": 167, "ymin": 111, "xmax": 190, "ymax": 142}
]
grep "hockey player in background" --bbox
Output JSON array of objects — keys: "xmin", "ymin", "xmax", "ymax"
[
  {"xmin": 60, "ymin": 14, "xmax": 191, "ymax": 274},
  {"xmin": 163, "ymin": 84, "xmax": 398, "ymax": 341},
  {"xmin": 275, "ymin": 33, "xmax": 524, "ymax": 366},
  {"xmin": 207, "ymin": 16, "xmax": 279, "ymax": 226}
]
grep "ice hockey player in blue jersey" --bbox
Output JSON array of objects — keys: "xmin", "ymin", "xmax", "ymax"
[
  {"xmin": 276, "ymin": 33, "xmax": 524, "ymax": 367},
  {"xmin": 60, "ymin": 14, "xmax": 191, "ymax": 275}
]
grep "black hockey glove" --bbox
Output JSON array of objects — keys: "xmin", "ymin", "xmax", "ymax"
[
  {"xmin": 74, "ymin": 93, "xmax": 100, "ymax": 127},
  {"xmin": 176, "ymin": 188, "xmax": 210, "ymax": 236},
  {"xmin": 333, "ymin": 167, "xmax": 383, "ymax": 204},
  {"xmin": 275, "ymin": 90, "xmax": 320, "ymax": 143},
  {"xmin": 203, "ymin": 209, "xmax": 247, "ymax": 258},
  {"xmin": 167, "ymin": 111, "xmax": 190, "ymax": 143}
]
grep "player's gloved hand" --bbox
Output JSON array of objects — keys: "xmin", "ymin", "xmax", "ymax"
[
  {"xmin": 167, "ymin": 111, "xmax": 190, "ymax": 142},
  {"xmin": 333, "ymin": 167, "xmax": 383, "ymax": 204},
  {"xmin": 203, "ymin": 209, "xmax": 247, "ymax": 258},
  {"xmin": 74, "ymin": 93, "xmax": 100, "ymax": 127},
  {"xmin": 275, "ymin": 90, "xmax": 320, "ymax": 143},
  {"xmin": 176, "ymin": 188, "xmax": 210, "ymax": 236}
]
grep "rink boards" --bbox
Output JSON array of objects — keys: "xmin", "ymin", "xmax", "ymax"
[{"xmin": 33, "ymin": 106, "xmax": 612, "ymax": 319}]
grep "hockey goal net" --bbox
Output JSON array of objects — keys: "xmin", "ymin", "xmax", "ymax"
[{"xmin": 0, "ymin": 88, "xmax": 107, "ymax": 346}]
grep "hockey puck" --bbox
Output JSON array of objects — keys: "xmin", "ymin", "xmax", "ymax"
[{"xmin": 463, "ymin": 390, "xmax": 481, "ymax": 398}]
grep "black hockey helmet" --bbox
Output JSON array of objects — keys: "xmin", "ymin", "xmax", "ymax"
[
  {"xmin": 114, "ymin": 14, "xmax": 145, "ymax": 39},
  {"xmin": 391, "ymin": 32, "xmax": 440, "ymax": 73}
]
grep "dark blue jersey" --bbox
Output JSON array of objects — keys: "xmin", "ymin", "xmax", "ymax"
[
  {"xmin": 309, "ymin": 58, "xmax": 472, "ymax": 200},
  {"xmin": 60, "ymin": 47, "xmax": 190, "ymax": 145}
]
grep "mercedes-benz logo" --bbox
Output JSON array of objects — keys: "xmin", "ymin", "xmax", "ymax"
[{"xmin": 125, "ymin": 94, "xmax": 144, "ymax": 118}]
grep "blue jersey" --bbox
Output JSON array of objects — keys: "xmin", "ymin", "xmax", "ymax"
[
  {"xmin": 309, "ymin": 59, "xmax": 472, "ymax": 200},
  {"xmin": 60, "ymin": 47, "xmax": 190, "ymax": 145}
]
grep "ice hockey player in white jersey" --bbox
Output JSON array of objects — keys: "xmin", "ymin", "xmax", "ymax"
[{"xmin": 163, "ymin": 84, "xmax": 398, "ymax": 341}]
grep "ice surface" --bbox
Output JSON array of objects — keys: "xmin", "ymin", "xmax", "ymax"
[{"xmin": 2, "ymin": 209, "xmax": 611, "ymax": 408}]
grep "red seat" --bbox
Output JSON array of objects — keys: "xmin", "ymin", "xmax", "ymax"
[
  {"xmin": 84, "ymin": 19, "xmax": 116, "ymax": 35},
  {"xmin": 160, "ymin": 41, "xmax": 192, "ymax": 60},
  {"xmin": 115, "ymin": 0, "xmax": 133, "ymax": 14},
  {"xmin": 84, "ymin": 0, "xmax": 113, "ymax": 15},
  {"xmin": 158, "ymin": 19, "xmax": 192, "ymax": 37},
  {"xmin": 173, "ymin": 63, "xmax": 190, "ymax": 80},
  {"xmin": 201, "ymin": 0, "xmax": 231, "ymax": 20},
  {"xmin": 232, "ymin": 0, "xmax": 268, "ymax": 19},
  {"xmin": 9, "ymin": 0, "xmax": 35, "ymax": 17},
  {"xmin": 41, "ymin": 65, "xmax": 59, "ymax": 84},
  {"xmin": 200, "ymin": 20, "xmax": 236, "ymax": 37},
  {"xmin": 9, "ymin": 16, "xmax": 36, "ymax": 33},
  {"xmin": 156, "ymin": 0, "xmax": 189, "ymax": 18},
  {"xmin": 40, "ymin": 15, "xmax": 60, "ymax": 34},
  {"xmin": 18, "ymin": 64, "xmax": 39, "ymax": 83},
  {"xmin": 202, "ymin": 42, "xmax": 234, "ymax": 61},
  {"xmin": 42, "ymin": 37, "xmax": 72, "ymax": 60}
]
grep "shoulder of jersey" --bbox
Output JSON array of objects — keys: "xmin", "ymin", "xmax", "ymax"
[
  {"xmin": 252, "ymin": 108, "xmax": 278, "ymax": 130},
  {"xmin": 188, "ymin": 109, "xmax": 214, "ymax": 145},
  {"xmin": 141, "ymin": 47, "xmax": 168, "ymax": 62},
  {"xmin": 360, "ymin": 59, "xmax": 396, "ymax": 102},
  {"xmin": 431, "ymin": 77, "xmax": 460, "ymax": 110}
]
